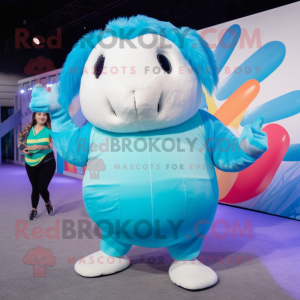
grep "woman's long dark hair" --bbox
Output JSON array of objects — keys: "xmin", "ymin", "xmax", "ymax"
[{"xmin": 25, "ymin": 112, "xmax": 52, "ymax": 131}]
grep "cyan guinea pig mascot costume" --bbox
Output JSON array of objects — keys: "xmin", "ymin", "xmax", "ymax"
[{"xmin": 30, "ymin": 15, "xmax": 268, "ymax": 290}]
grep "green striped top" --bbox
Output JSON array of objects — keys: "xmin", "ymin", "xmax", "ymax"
[{"xmin": 25, "ymin": 126, "xmax": 52, "ymax": 166}]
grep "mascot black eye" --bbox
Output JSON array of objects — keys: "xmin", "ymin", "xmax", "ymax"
[
  {"xmin": 94, "ymin": 55, "xmax": 105, "ymax": 79},
  {"xmin": 157, "ymin": 54, "xmax": 172, "ymax": 74}
]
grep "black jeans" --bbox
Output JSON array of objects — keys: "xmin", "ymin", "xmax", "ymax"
[{"xmin": 25, "ymin": 152, "xmax": 56, "ymax": 209}]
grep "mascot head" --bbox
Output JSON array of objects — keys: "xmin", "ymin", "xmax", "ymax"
[{"xmin": 59, "ymin": 15, "xmax": 218, "ymax": 133}]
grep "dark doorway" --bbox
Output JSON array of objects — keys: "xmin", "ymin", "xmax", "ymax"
[{"xmin": 1, "ymin": 106, "xmax": 14, "ymax": 161}]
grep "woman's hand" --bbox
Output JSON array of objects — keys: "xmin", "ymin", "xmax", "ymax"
[{"xmin": 23, "ymin": 148, "xmax": 30, "ymax": 155}]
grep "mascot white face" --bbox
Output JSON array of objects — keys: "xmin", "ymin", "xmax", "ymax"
[{"xmin": 80, "ymin": 34, "xmax": 202, "ymax": 133}]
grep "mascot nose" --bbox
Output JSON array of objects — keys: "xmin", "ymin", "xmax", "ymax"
[{"xmin": 131, "ymin": 90, "xmax": 162, "ymax": 118}]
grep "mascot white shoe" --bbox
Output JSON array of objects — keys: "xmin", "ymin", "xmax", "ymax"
[
  {"xmin": 169, "ymin": 259, "xmax": 218, "ymax": 290},
  {"xmin": 30, "ymin": 15, "xmax": 268, "ymax": 290},
  {"xmin": 74, "ymin": 250, "xmax": 130, "ymax": 277}
]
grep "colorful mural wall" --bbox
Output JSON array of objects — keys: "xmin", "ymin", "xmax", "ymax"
[{"xmin": 198, "ymin": 2, "xmax": 300, "ymax": 220}]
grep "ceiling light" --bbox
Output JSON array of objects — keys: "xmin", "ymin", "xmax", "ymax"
[{"xmin": 33, "ymin": 37, "xmax": 40, "ymax": 45}]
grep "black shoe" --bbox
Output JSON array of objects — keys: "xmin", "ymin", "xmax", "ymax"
[
  {"xmin": 29, "ymin": 210, "xmax": 38, "ymax": 220},
  {"xmin": 46, "ymin": 200, "xmax": 54, "ymax": 215}
]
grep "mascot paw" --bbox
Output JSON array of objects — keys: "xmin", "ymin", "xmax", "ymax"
[
  {"xmin": 74, "ymin": 250, "xmax": 130, "ymax": 277},
  {"xmin": 169, "ymin": 259, "xmax": 218, "ymax": 290},
  {"xmin": 239, "ymin": 116, "xmax": 268, "ymax": 158},
  {"xmin": 30, "ymin": 83, "xmax": 62, "ymax": 114}
]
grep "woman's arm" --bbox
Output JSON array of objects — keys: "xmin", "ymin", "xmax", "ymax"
[
  {"xmin": 27, "ymin": 145, "xmax": 51, "ymax": 150},
  {"xmin": 26, "ymin": 137, "xmax": 53, "ymax": 151},
  {"xmin": 26, "ymin": 145, "xmax": 40, "ymax": 150},
  {"xmin": 48, "ymin": 137, "xmax": 53, "ymax": 148}
]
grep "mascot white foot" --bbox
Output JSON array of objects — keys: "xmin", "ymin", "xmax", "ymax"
[
  {"xmin": 169, "ymin": 260, "xmax": 218, "ymax": 290},
  {"xmin": 74, "ymin": 251, "xmax": 130, "ymax": 277}
]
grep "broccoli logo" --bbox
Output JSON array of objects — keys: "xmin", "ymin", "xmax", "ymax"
[
  {"xmin": 86, "ymin": 157, "xmax": 106, "ymax": 179},
  {"xmin": 23, "ymin": 246, "xmax": 55, "ymax": 277},
  {"xmin": 24, "ymin": 56, "xmax": 56, "ymax": 75}
]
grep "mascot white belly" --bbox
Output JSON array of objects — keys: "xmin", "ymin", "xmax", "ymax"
[{"xmin": 29, "ymin": 15, "xmax": 268, "ymax": 290}]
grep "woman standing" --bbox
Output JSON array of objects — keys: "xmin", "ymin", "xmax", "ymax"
[{"xmin": 22, "ymin": 112, "xmax": 56, "ymax": 220}]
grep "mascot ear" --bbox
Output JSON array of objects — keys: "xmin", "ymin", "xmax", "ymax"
[
  {"xmin": 178, "ymin": 28, "xmax": 219, "ymax": 96},
  {"xmin": 57, "ymin": 30, "xmax": 102, "ymax": 110}
]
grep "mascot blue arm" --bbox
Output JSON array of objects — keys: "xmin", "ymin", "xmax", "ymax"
[
  {"xmin": 199, "ymin": 110, "xmax": 268, "ymax": 172},
  {"xmin": 29, "ymin": 83, "xmax": 92, "ymax": 167}
]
